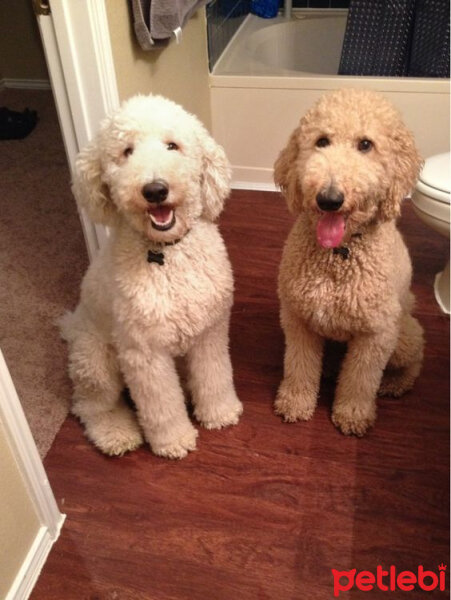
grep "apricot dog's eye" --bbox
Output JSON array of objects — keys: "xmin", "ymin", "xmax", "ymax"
[
  {"xmin": 316, "ymin": 137, "xmax": 330, "ymax": 148},
  {"xmin": 123, "ymin": 146, "xmax": 134, "ymax": 158},
  {"xmin": 358, "ymin": 139, "xmax": 373, "ymax": 153},
  {"xmin": 167, "ymin": 142, "xmax": 179, "ymax": 151}
]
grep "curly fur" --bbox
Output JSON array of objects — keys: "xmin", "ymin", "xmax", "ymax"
[
  {"xmin": 274, "ymin": 89, "xmax": 424, "ymax": 436},
  {"xmin": 60, "ymin": 95, "xmax": 242, "ymax": 458}
]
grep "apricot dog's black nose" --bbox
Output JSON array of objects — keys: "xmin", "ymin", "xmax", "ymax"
[
  {"xmin": 142, "ymin": 179, "xmax": 169, "ymax": 203},
  {"xmin": 316, "ymin": 188, "xmax": 344, "ymax": 211}
]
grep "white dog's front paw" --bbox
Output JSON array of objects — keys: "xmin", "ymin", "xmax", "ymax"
[
  {"xmin": 82, "ymin": 407, "xmax": 144, "ymax": 456},
  {"xmin": 151, "ymin": 424, "xmax": 198, "ymax": 460},
  {"xmin": 195, "ymin": 393, "xmax": 243, "ymax": 430}
]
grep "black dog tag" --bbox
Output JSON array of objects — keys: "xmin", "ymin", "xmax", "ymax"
[
  {"xmin": 333, "ymin": 246, "xmax": 350, "ymax": 260},
  {"xmin": 147, "ymin": 250, "xmax": 165, "ymax": 265}
]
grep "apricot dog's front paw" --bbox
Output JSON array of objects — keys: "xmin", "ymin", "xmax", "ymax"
[
  {"xmin": 331, "ymin": 402, "xmax": 376, "ymax": 437},
  {"xmin": 274, "ymin": 382, "xmax": 317, "ymax": 422},
  {"xmin": 378, "ymin": 367, "xmax": 418, "ymax": 398}
]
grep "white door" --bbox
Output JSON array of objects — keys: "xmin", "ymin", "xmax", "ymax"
[{"xmin": 33, "ymin": 0, "xmax": 121, "ymax": 259}]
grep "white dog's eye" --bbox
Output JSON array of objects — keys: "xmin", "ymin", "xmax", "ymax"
[
  {"xmin": 316, "ymin": 136, "xmax": 330, "ymax": 148},
  {"xmin": 123, "ymin": 146, "xmax": 134, "ymax": 158},
  {"xmin": 358, "ymin": 139, "xmax": 373, "ymax": 153},
  {"xmin": 167, "ymin": 142, "xmax": 179, "ymax": 151}
]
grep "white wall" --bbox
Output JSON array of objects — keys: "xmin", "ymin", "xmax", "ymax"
[{"xmin": 0, "ymin": 421, "xmax": 41, "ymax": 599}]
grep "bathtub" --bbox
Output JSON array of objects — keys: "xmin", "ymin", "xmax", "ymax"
[{"xmin": 209, "ymin": 11, "xmax": 450, "ymax": 189}]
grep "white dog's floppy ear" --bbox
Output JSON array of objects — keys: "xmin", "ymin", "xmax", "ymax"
[
  {"xmin": 380, "ymin": 124, "xmax": 423, "ymax": 222},
  {"xmin": 200, "ymin": 132, "xmax": 232, "ymax": 221},
  {"xmin": 274, "ymin": 125, "xmax": 303, "ymax": 213},
  {"xmin": 72, "ymin": 137, "xmax": 117, "ymax": 226}
]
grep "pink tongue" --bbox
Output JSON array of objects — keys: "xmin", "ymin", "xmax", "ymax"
[
  {"xmin": 149, "ymin": 205, "xmax": 172, "ymax": 223},
  {"xmin": 316, "ymin": 213, "xmax": 346, "ymax": 248}
]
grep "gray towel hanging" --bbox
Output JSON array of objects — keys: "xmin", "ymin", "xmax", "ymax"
[{"xmin": 130, "ymin": 0, "xmax": 209, "ymax": 50}]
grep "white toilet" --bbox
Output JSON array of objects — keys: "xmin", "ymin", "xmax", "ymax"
[{"xmin": 411, "ymin": 152, "xmax": 450, "ymax": 314}]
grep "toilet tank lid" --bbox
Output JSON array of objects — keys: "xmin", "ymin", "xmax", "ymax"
[{"xmin": 418, "ymin": 152, "xmax": 450, "ymax": 194}]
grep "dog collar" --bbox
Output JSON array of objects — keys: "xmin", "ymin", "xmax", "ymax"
[{"xmin": 147, "ymin": 230, "xmax": 190, "ymax": 266}]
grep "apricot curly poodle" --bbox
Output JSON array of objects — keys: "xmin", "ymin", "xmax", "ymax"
[{"xmin": 274, "ymin": 88, "xmax": 424, "ymax": 436}]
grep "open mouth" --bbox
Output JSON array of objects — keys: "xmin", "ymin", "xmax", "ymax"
[
  {"xmin": 147, "ymin": 204, "xmax": 176, "ymax": 231},
  {"xmin": 316, "ymin": 212, "xmax": 347, "ymax": 248}
]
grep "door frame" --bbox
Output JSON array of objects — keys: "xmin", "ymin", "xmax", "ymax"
[{"xmin": 37, "ymin": 0, "xmax": 120, "ymax": 258}]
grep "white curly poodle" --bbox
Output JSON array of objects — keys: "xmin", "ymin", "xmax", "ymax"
[{"xmin": 60, "ymin": 94, "xmax": 243, "ymax": 458}]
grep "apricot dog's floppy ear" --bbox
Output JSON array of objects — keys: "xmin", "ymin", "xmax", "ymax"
[
  {"xmin": 72, "ymin": 134, "xmax": 117, "ymax": 226},
  {"xmin": 200, "ymin": 130, "xmax": 232, "ymax": 222},
  {"xmin": 379, "ymin": 125, "xmax": 423, "ymax": 222},
  {"xmin": 274, "ymin": 125, "xmax": 303, "ymax": 213}
]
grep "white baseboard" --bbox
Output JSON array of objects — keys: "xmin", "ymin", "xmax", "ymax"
[
  {"xmin": 0, "ymin": 78, "xmax": 51, "ymax": 90},
  {"xmin": 231, "ymin": 165, "xmax": 278, "ymax": 192},
  {"xmin": 6, "ymin": 521, "xmax": 65, "ymax": 600},
  {"xmin": 232, "ymin": 180, "xmax": 277, "ymax": 192}
]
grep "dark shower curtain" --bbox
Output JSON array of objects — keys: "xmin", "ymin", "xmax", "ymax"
[{"xmin": 339, "ymin": 0, "xmax": 450, "ymax": 78}]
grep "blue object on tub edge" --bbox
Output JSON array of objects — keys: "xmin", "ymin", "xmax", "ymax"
[{"xmin": 251, "ymin": 0, "xmax": 279, "ymax": 18}]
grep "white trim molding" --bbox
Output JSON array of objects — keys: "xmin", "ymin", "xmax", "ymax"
[
  {"xmin": 0, "ymin": 350, "xmax": 65, "ymax": 600},
  {"xmin": 232, "ymin": 180, "xmax": 277, "ymax": 192},
  {"xmin": 5, "ymin": 527, "xmax": 60, "ymax": 600},
  {"xmin": 37, "ymin": 0, "xmax": 120, "ymax": 257},
  {"xmin": 49, "ymin": 0, "xmax": 120, "ymax": 149},
  {"xmin": 230, "ymin": 166, "xmax": 277, "ymax": 192}
]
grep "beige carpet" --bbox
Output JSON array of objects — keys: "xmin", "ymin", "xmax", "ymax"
[{"xmin": 0, "ymin": 88, "xmax": 88, "ymax": 457}]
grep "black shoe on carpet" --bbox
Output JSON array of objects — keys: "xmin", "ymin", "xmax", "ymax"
[{"xmin": 0, "ymin": 107, "xmax": 38, "ymax": 140}]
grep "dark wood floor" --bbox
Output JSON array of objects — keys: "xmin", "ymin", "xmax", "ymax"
[{"xmin": 32, "ymin": 192, "xmax": 449, "ymax": 599}]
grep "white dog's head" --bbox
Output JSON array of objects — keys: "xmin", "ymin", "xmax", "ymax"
[
  {"xmin": 274, "ymin": 89, "xmax": 422, "ymax": 248},
  {"xmin": 73, "ymin": 95, "xmax": 231, "ymax": 243}
]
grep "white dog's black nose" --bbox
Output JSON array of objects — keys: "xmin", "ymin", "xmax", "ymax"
[
  {"xmin": 142, "ymin": 179, "xmax": 169, "ymax": 203},
  {"xmin": 316, "ymin": 189, "xmax": 344, "ymax": 212}
]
